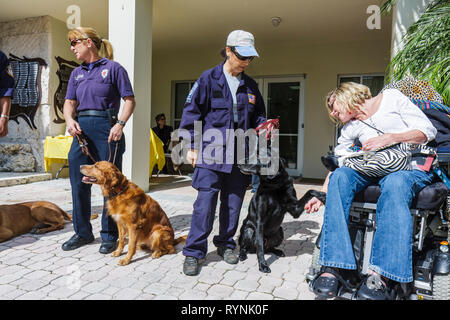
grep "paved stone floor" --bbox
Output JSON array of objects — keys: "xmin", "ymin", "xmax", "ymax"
[{"xmin": 0, "ymin": 175, "xmax": 325, "ymax": 300}]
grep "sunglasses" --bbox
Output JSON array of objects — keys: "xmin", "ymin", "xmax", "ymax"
[
  {"xmin": 70, "ymin": 38, "xmax": 88, "ymax": 47},
  {"xmin": 230, "ymin": 47, "xmax": 255, "ymax": 62}
]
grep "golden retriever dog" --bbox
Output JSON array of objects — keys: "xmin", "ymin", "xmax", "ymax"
[
  {"xmin": 80, "ymin": 161, "xmax": 186, "ymax": 265},
  {"xmin": 0, "ymin": 201, "xmax": 72, "ymax": 243}
]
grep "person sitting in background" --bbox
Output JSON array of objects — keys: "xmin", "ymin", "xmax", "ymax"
[{"xmin": 152, "ymin": 113, "xmax": 173, "ymax": 153}]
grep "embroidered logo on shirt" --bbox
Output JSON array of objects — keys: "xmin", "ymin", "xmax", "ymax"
[
  {"xmin": 248, "ymin": 93, "xmax": 256, "ymax": 105},
  {"xmin": 186, "ymin": 82, "xmax": 198, "ymax": 104},
  {"xmin": 101, "ymin": 69, "xmax": 109, "ymax": 78},
  {"xmin": 75, "ymin": 74, "xmax": 84, "ymax": 80}
]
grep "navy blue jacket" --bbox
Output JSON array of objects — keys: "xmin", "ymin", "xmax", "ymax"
[
  {"xmin": 0, "ymin": 51, "xmax": 14, "ymax": 97},
  {"xmin": 179, "ymin": 62, "xmax": 266, "ymax": 173}
]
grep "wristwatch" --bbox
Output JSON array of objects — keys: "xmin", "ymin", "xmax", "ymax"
[
  {"xmin": 117, "ymin": 119, "xmax": 126, "ymax": 126},
  {"xmin": 0, "ymin": 114, "xmax": 9, "ymax": 119}
]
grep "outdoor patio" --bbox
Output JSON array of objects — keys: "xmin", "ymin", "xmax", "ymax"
[{"xmin": 0, "ymin": 175, "xmax": 324, "ymax": 300}]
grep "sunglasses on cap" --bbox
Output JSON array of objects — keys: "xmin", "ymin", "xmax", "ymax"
[
  {"xmin": 70, "ymin": 38, "xmax": 88, "ymax": 47},
  {"xmin": 230, "ymin": 47, "xmax": 254, "ymax": 62}
]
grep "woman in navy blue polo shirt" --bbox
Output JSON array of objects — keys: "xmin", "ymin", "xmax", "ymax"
[{"xmin": 62, "ymin": 27, "xmax": 136, "ymax": 254}]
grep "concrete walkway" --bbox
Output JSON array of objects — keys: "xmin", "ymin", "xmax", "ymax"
[{"xmin": 0, "ymin": 174, "xmax": 325, "ymax": 300}]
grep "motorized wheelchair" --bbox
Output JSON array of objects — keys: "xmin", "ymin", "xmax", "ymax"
[
  {"xmin": 305, "ymin": 146, "xmax": 450, "ymax": 300},
  {"xmin": 306, "ymin": 78, "xmax": 450, "ymax": 300}
]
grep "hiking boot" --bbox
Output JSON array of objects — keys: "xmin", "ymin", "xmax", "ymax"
[
  {"xmin": 217, "ymin": 246, "xmax": 239, "ymax": 264},
  {"xmin": 183, "ymin": 256, "xmax": 200, "ymax": 276}
]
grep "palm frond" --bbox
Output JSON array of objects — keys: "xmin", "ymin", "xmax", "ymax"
[
  {"xmin": 380, "ymin": 0, "xmax": 398, "ymax": 14},
  {"xmin": 385, "ymin": 0, "xmax": 450, "ymax": 104}
]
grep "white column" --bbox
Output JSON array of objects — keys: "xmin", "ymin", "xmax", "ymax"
[
  {"xmin": 390, "ymin": 0, "xmax": 433, "ymax": 58},
  {"xmin": 109, "ymin": 0, "xmax": 152, "ymax": 191}
]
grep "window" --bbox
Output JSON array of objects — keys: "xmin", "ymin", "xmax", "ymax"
[
  {"xmin": 172, "ymin": 81, "xmax": 196, "ymax": 129},
  {"xmin": 334, "ymin": 74, "xmax": 385, "ymax": 145},
  {"xmin": 338, "ymin": 74, "xmax": 385, "ymax": 96}
]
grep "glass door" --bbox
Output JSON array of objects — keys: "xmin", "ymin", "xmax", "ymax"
[{"xmin": 262, "ymin": 77, "xmax": 305, "ymax": 177}]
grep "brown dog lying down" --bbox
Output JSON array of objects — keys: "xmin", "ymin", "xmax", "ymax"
[
  {"xmin": 80, "ymin": 161, "xmax": 186, "ymax": 265},
  {"xmin": 0, "ymin": 201, "xmax": 72, "ymax": 243}
]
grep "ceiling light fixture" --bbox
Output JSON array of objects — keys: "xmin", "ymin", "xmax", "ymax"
[{"xmin": 271, "ymin": 16, "xmax": 281, "ymax": 27}]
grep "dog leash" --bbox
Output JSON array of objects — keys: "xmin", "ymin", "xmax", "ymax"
[
  {"xmin": 75, "ymin": 133, "xmax": 97, "ymax": 163},
  {"xmin": 107, "ymin": 141, "xmax": 119, "ymax": 164},
  {"xmin": 255, "ymin": 118, "xmax": 279, "ymax": 140},
  {"xmin": 75, "ymin": 133, "xmax": 119, "ymax": 165}
]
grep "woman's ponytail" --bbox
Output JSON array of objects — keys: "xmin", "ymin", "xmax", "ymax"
[{"xmin": 100, "ymin": 39, "xmax": 114, "ymax": 61}]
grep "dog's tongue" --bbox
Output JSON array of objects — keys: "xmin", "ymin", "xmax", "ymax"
[{"xmin": 82, "ymin": 176, "xmax": 97, "ymax": 183}]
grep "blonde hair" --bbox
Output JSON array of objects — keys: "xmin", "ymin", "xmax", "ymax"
[
  {"xmin": 325, "ymin": 82, "xmax": 372, "ymax": 124},
  {"xmin": 68, "ymin": 27, "xmax": 114, "ymax": 60}
]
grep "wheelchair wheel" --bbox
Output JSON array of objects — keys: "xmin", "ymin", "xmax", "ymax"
[{"xmin": 432, "ymin": 274, "xmax": 450, "ymax": 300}]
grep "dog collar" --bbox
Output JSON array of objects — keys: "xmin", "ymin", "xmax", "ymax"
[{"xmin": 107, "ymin": 183, "xmax": 129, "ymax": 199}]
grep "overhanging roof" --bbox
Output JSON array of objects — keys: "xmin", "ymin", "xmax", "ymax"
[{"xmin": 1, "ymin": 0, "xmax": 392, "ymax": 52}]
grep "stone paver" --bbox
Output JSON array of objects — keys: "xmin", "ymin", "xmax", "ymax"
[{"xmin": 0, "ymin": 175, "xmax": 324, "ymax": 300}]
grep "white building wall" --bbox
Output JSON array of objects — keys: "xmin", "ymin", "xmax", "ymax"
[{"xmin": 390, "ymin": 0, "xmax": 433, "ymax": 57}]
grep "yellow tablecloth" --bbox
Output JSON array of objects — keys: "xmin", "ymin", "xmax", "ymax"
[
  {"xmin": 150, "ymin": 128, "xmax": 166, "ymax": 172},
  {"xmin": 44, "ymin": 132, "xmax": 166, "ymax": 174},
  {"xmin": 44, "ymin": 135, "xmax": 73, "ymax": 172}
]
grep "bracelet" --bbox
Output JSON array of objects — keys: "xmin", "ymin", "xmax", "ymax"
[{"xmin": 0, "ymin": 114, "xmax": 9, "ymax": 119}]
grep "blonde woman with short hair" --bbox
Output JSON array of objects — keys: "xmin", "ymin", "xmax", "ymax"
[
  {"xmin": 62, "ymin": 27, "xmax": 136, "ymax": 254},
  {"xmin": 307, "ymin": 82, "xmax": 437, "ymax": 299}
]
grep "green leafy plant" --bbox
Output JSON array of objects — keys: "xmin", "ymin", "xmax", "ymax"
[
  {"xmin": 380, "ymin": 0, "xmax": 399, "ymax": 14},
  {"xmin": 382, "ymin": 0, "xmax": 450, "ymax": 104}
]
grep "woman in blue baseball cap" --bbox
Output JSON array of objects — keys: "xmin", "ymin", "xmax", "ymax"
[{"xmin": 179, "ymin": 30, "xmax": 273, "ymax": 276}]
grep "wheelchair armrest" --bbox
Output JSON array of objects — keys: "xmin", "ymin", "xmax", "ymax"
[
  {"xmin": 354, "ymin": 181, "xmax": 448, "ymax": 211},
  {"xmin": 321, "ymin": 154, "xmax": 339, "ymax": 172}
]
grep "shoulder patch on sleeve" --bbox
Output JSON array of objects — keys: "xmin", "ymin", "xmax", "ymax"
[
  {"xmin": 6, "ymin": 64, "xmax": 14, "ymax": 78},
  {"xmin": 186, "ymin": 82, "xmax": 198, "ymax": 104}
]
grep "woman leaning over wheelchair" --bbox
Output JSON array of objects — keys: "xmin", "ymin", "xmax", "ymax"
[{"xmin": 306, "ymin": 82, "xmax": 437, "ymax": 300}]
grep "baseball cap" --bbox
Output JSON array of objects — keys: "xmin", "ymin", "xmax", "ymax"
[{"xmin": 226, "ymin": 30, "xmax": 259, "ymax": 57}]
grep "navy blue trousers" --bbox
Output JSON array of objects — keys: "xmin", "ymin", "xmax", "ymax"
[
  {"xmin": 68, "ymin": 116, "xmax": 125, "ymax": 242},
  {"xmin": 182, "ymin": 165, "xmax": 251, "ymax": 259}
]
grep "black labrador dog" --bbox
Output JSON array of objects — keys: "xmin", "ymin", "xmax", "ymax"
[{"xmin": 238, "ymin": 158, "xmax": 326, "ymax": 273}]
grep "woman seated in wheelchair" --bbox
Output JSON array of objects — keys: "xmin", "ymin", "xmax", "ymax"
[{"xmin": 306, "ymin": 82, "xmax": 437, "ymax": 300}]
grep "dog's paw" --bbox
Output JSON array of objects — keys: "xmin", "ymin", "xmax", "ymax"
[
  {"xmin": 118, "ymin": 258, "xmax": 131, "ymax": 266},
  {"xmin": 269, "ymin": 248, "xmax": 285, "ymax": 257},
  {"xmin": 111, "ymin": 250, "xmax": 122, "ymax": 257},
  {"xmin": 239, "ymin": 252, "xmax": 248, "ymax": 261},
  {"xmin": 259, "ymin": 263, "xmax": 271, "ymax": 273},
  {"xmin": 30, "ymin": 227, "xmax": 40, "ymax": 234},
  {"xmin": 152, "ymin": 251, "xmax": 162, "ymax": 259}
]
